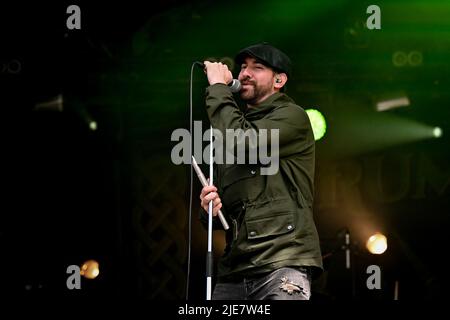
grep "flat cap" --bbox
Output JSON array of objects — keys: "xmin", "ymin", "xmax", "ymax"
[{"xmin": 235, "ymin": 43, "xmax": 292, "ymax": 77}]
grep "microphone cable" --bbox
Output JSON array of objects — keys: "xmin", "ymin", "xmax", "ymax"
[{"xmin": 185, "ymin": 61, "xmax": 198, "ymax": 300}]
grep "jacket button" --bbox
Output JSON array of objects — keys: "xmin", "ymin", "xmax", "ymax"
[
  {"xmin": 287, "ymin": 225, "xmax": 293, "ymax": 230},
  {"xmin": 249, "ymin": 231, "xmax": 256, "ymax": 237}
]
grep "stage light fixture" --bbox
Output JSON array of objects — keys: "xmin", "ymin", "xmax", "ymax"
[
  {"xmin": 366, "ymin": 232, "xmax": 388, "ymax": 254},
  {"xmin": 306, "ymin": 109, "xmax": 327, "ymax": 141},
  {"xmin": 89, "ymin": 121, "xmax": 98, "ymax": 131},
  {"xmin": 80, "ymin": 260, "xmax": 100, "ymax": 279},
  {"xmin": 433, "ymin": 127, "xmax": 442, "ymax": 138}
]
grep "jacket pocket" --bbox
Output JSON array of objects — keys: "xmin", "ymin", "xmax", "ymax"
[
  {"xmin": 244, "ymin": 197, "xmax": 297, "ymax": 240},
  {"xmin": 246, "ymin": 212, "xmax": 295, "ymax": 239}
]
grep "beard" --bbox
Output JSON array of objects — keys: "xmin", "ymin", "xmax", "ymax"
[{"xmin": 239, "ymin": 80, "xmax": 273, "ymax": 105}]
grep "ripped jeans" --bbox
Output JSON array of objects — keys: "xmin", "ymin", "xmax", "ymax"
[{"xmin": 212, "ymin": 267, "xmax": 312, "ymax": 300}]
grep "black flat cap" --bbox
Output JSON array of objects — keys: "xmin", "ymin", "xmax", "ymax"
[{"xmin": 235, "ymin": 43, "xmax": 292, "ymax": 77}]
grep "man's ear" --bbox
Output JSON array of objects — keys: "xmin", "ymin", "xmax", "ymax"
[{"xmin": 274, "ymin": 73, "xmax": 288, "ymax": 90}]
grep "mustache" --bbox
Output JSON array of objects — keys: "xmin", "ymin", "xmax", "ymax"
[{"xmin": 240, "ymin": 79, "xmax": 255, "ymax": 86}]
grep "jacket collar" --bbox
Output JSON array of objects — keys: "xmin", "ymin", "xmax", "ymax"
[{"xmin": 245, "ymin": 92, "xmax": 294, "ymax": 117}]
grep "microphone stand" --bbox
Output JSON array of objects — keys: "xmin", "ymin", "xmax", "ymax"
[
  {"xmin": 345, "ymin": 229, "xmax": 350, "ymax": 270},
  {"xmin": 206, "ymin": 126, "xmax": 214, "ymax": 300},
  {"xmin": 342, "ymin": 228, "xmax": 356, "ymax": 298},
  {"xmin": 191, "ymin": 157, "xmax": 229, "ymax": 230}
]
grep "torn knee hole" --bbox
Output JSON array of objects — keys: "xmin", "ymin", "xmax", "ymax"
[{"xmin": 279, "ymin": 276, "xmax": 306, "ymax": 295}]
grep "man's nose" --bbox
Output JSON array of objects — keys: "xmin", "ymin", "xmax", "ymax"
[{"xmin": 239, "ymin": 68, "xmax": 252, "ymax": 80}]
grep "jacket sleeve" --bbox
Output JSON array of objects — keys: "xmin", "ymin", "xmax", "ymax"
[{"xmin": 205, "ymin": 84, "xmax": 314, "ymax": 160}]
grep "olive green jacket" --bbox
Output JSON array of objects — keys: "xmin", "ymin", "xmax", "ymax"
[{"xmin": 201, "ymin": 83, "xmax": 323, "ymax": 280}]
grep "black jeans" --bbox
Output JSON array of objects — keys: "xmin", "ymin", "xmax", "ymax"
[{"xmin": 212, "ymin": 267, "xmax": 312, "ymax": 300}]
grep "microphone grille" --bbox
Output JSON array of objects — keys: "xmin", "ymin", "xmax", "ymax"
[{"xmin": 229, "ymin": 79, "xmax": 241, "ymax": 93}]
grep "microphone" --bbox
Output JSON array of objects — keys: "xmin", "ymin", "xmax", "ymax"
[
  {"xmin": 224, "ymin": 79, "xmax": 241, "ymax": 93},
  {"xmin": 194, "ymin": 61, "xmax": 241, "ymax": 93},
  {"xmin": 192, "ymin": 156, "xmax": 229, "ymax": 230}
]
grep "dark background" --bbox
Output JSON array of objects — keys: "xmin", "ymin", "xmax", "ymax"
[{"xmin": 1, "ymin": 0, "xmax": 449, "ymax": 301}]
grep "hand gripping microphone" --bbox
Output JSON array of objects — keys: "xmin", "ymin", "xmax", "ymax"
[{"xmin": 194, "ymin": 61, "xmax": 241, "ymax": 93}]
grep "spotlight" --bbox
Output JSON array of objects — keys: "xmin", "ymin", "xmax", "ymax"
[
  {"xmin": 89, "ymin": 121, "xmax": 98, "ymax": 131},
  {"xmin": 366, "ymin": 232, "xmax": 387, "ymax": 254},
  {"xmin": 433, "ymin": 127, "xmax": 442, "ymax": 138},
  {"xmin": 305, "ymin": 109, "xmax": 327, "ymax": 141},
  {"xmin": 80, "ymin": 260, "xmax": 100, "ymax": 279}
]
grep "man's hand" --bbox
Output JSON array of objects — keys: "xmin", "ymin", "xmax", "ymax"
[
  {"xmin": 203, "ymin": 61, "xmax": 233, "ymax": 87},
  {"xmin": 200, "ymin": 184, "xmax": 222, "ymax": 216}
]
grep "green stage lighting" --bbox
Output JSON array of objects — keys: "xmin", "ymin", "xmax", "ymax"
[
  {"xmin": 306, "ymin": 109, "xmax": 327, "ymax": 141},
  {"xmin": 433, "ymin": 127, "xmax": 442, "ymax": 138}
]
